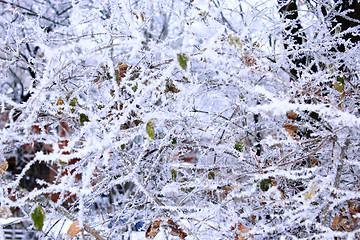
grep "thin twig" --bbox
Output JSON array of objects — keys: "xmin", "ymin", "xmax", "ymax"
[
  {"xmin": 15, "ymin": 188, "xmax": 106, "ymax": 240},
  {"xmin": 191, "ymin": 108, "xmax": 242, "ymax": 128},
  {"xmin": 184, "ymin": 217, "xmax": 220, "ymax": 232},
  {"xmin": 334, "ymin": 137, "xmax": 350, "ymax": 188},
  {"xmin": 277, "ymin": 135, "xmax": 331, "ymax": 167},
  {"xmin": 0, "ymin": 0, "xmax": 68, "ymax": 26}
]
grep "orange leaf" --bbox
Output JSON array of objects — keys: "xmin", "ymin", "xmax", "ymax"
[
  {"xmin": 231, "ymin": 222, "xmax": 254, "ymax": 239},
  {"xmin": 117, "ymin": 62, "xmax": 129, "ymax": 78},
  {"xmin": 67, "ymin": 221, "xmax": 81, "ymax": 239}
]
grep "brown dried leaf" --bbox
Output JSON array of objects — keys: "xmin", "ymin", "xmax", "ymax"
[
  {"xmin": 286, "ymin": 111, "xmax": 298, "ymax": 120},
  {"xmin": 349, "ymin": 202, "xmax": 360, "ymax": 215},
  {"xmin": 203, "ymin": 184, "xmax": 237, "ymax": 202},
  {"xmin": 167, "ymin": 219, "xmax": 187, "ymax": 239},
  {"xmin": 339, "ymin": 218, "xmax": 353, "ymax": 231},
  {"xmin": 0, "ymin": 160, "xmax": 8, "ymax": 175},
  {"xmin": 67, "ymin": 221, "xmax": 81, "ymax": 239},
  {"xmin": 231, "ymin": 222, "xmax": 254, "ymax": 240},
  {"xmin": 222, "ymin": 185, "xmax": 237, "ymax": 192},
  {"xmin": 242, "ymin": 51, "xmax": 256, "ymax": 67},
  {"xmin": 146, "ymin": 219, "xmax": 162, "ymax": 239},
  {"xmin": 332, "ymin": 215, "xmax": 341, "ymax": 229},
  {"xmin": 283, "ymin": 123, "xmax": 298, "ymax": 137},
  {"xmin": 117, "ymin": 62, "xmax": 129, "ymax": 78},
  {"xmin": 237, "ymin": 236, "xmax": 249, "ymax": 240},
  {"xmin": 165, "ymin": 80, "xmax": 180, "ymax": 93},
  {"xmin": 311, "ymin": 158, "xmax": 320, "ymax": 167}
]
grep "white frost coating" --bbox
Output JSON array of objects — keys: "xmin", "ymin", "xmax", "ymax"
[{"xmin": 0, "ymin": 0, "xmax": 359, "ymax": 239}]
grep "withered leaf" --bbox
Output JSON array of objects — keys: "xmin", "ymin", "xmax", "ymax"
[
  {"xmin": 283, "ymin": 123, "xmax": 298, "ymax": 137},
  {"xmin": 332, "ymin": 215, "xmax": 341, "ymax": 229},
  {"xmin": 349, "ymin": 202, "xmax": 360, "ymax": 215},
  {"xmin": 286, "ymin": 111, "xmax": 298, "ymax": 120},
  {"xmin": 167, "ymin": 219, "xmax": 187, "ymax": 239},
  {"xmin": 0, "ymin": 206, "xmax": 12, "ymax": 218},
  {"xmin": 165, "ymin": 80, "xmax": 180, "ymax": 93},
  {"xmin": 146, "ymin": 219, "xmax": 162, "ymax": 239},
  {"xmin": 67, "ymin": 221, "xmax": 81, "ymax": 239},
  {"xmin": 0, "ymin": 160, "xmax": 8, "ymax": 175}
]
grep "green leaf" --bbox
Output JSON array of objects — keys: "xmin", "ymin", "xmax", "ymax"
[
  {"xmin": 31, "ymin": 205, "xmax": 45, "ymax": 231},
  {"xmin": 208, "ymin": 171, "xmax": 215, "ymax": 180},
  {"xmin": 337, "ymin": 76, "xmax": 345, "ymax": 84},
  {"xmin": 334, "ymin": 76, "xmax": 345, "ymax": 92},
  {"xmin": 58, "ymin": 160, "xmax": 67, "ymax": 166},
  {"xmin": 79, "ymin": 113, "xmax": 89, "ymax": 126},
  {"xmin": 335, "ymin": 26, "xmax": 341, "ymax": 34},
  {"xmin": 69, "ymin": 98, "xmax": 78, "ymax": 107},
  {"xmin": 131, "ymin": 84, "xmax": 137, "ymax": 92},
  {"xmin": 259, "ymin": 179, "xmax": 272, "ymax": 192},
  {"xmin": 171, "ymin": 169, "xmax": 177, "ymax": 181},
  {"xmin": 177, "ymin": 53, "xmax": 189, "ymax": 71},
  {"xmin": 234, "ymin": 141, "xmax": 244, "ymax": 152},
  {"xmin": 70, "ymin": 98, "xmax": 78, "ymax": 113},
  {"xmin": 146, "ymin": 119, "xmax": 155, "ymax": 140},
  {"xmin": 180, "ymin": 187, "xmax": 194, "ymax": 193}
]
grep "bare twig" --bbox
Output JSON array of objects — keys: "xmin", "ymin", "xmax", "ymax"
[
  {"xmin": 334, "ymin": 137, "xmax": 350, "ymax": 188},
  {"xmin": 277, "ymin": 135, "xmax": 331, "ymax": 167},
  {"xmin": 0, "ymin": 0, "xmax": 69, "ymax": 26}
]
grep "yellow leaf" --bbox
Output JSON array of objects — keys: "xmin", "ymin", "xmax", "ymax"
[
  {"xmin": 334, "ymin": 81, "xmax": 344, "ymax": 92},
  {"xmin": 304, "ymin": 182, "xmax": 316, "ymax": 200},
  {"xmin": 228, "ymin": 34, "xmax": 242, "ymax": 52},
  {"xmin": 67, "ymin": 221, "xmax": 81, "ymax": 239},
  {"xmin": 56, "ymin": 97, "xmax": 64, "ymax": 106},
  {"xmin": 0, "ymin": 206, "xmax": 12, "ymax": 218},
  {"xmin": 56, "ymin": 97, "xmax": 65, "ymax": 114}
]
